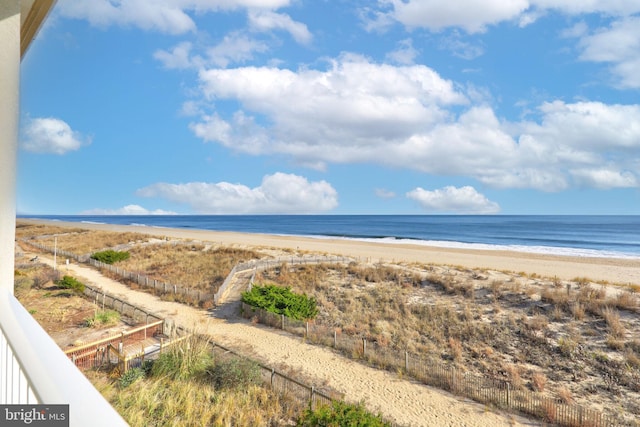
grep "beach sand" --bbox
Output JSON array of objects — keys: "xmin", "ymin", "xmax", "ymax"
[{"xmin": 22, "ymin": 218, "xmax": 640, "ymax": 285}]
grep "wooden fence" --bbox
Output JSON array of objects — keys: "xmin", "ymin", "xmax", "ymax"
[
  {"xmin": 209, "ymin": 339, "xmax": 337, "ymax": 412},
  {"xmin": 213, "ymin": 255, "xmax": 352, "ymax": 304},
  {"xmin": 241, "ymin": 303, "xmax": 616, "ymax": 427},
  {"xmin": 22, "ymin": 239, "xmax": 351, "ymax": 307}
]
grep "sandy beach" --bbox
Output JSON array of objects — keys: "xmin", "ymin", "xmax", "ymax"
[{"xmin": 22, "ymin": 218, "xmax": 640, "ymax": 285}]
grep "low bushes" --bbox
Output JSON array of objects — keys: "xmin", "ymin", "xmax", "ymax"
[
  {"xmin": 56, "ymin": 275, "xmax": 85, "ymax": 293},
  {"xmin": 84, "ymin": 309, "xmax": 121, "ymax": 327},
  {"xmin": 242, "ymin": 283, "xmax": 318, "ymax": 320},
  {"xmin": 297, "ymin": 401, "xmax": 390, "ymax": 427},
  {"xmin": 91, "ymin": 250, "xmax": 130, "ymax": 264}
]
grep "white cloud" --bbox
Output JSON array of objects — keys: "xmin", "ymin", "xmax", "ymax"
[
  {"xmin": 206, "ymin": 32, "xmax": 270, "ymax": 67},
  {"xmin": 530, "ymin": 0, "xmax": 640, "ymax": 16},
  {"xmin": 21, "ymin": 117, "xmax": 90, "ymax": 155},
  {"xmin": 81, "ymin": 204, "xmax": 177, "ymax": 215},
  {"xmin": 136, "ymin": 172, "xmax": 338, "ymax": 214},
  {"xmin": 154, "ymin": 34, "xmax": 269, "ymax": 69},
  {"xmin": 154, "ymin": 41, "xmax": 197, "ymax": 69},
  {"xmin": 380, "ymin": 0, "xmax": 640, "ymax": 34},
  {"xmin": 386, "ymin": 0, "xmax": 530, "ymax": 33},
  {"xmin": 56, "ymin": 0, "xmax": 292, "ymax": 34},
  {"xmin": 406, "ymin": 186, "xmax": 500, "ymax": 214},
  {"xmin": 57, "ymin": 0, "xmax": 196, "ymax": 34},
  {"xmin": 570, "ymin": 168, "xmax": 638, "ymax": 189},
  {"xmin": 576, "ymin": 16, "xmax": 640, "ymax": 88},
  {"xmin": 248, "ymin": 10, "xmax": 312, "ymax": 45},
  {"xmin": 189, "ymin": 53, "xmax": 640, "ymax": 192},
  {"xmin": 386, "ymin": 39, "xmax": 419, "ymax": 65},
  {"xmin": 192, "ymin": 54, "xmax": 467, "ymax": 168}
]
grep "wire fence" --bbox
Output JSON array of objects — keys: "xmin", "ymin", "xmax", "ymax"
[{"xmin": 240, "ymin": 303, "xmax": 616, "ymax": 427}]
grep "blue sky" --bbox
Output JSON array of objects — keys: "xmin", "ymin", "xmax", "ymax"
[{"xmin": 18, "ymin": 0, "xmax": 640, "ymax": 215}]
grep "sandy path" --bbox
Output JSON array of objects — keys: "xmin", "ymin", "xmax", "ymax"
[{"xmin": 29, "ymin": 251, "xmax": 539, "ymax": 427}]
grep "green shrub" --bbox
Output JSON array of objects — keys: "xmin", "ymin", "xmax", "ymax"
[
  {"xmin": 56, "ymin": 275, "xmax": 85, "ymax": 293},
  {"xmin": 242, "ymin": 283, "xmax": 318, "ymax": 320},
  {"xmin": 91, "ymin": 250, "xmax": 130, "ymax": 264},
  {"xmin": 209, "ymin": 358, "xmax": 261, "ymax": 390},
  {"xmin": 297, "ymin": 401, "xmax": 390, "ymax": 427},
  {"xmin": 84, "ymin": 310, "xmax": 121, "ymax": 327},
  {"xmin": 119, "ymin": 367, "xmax": 146, "ymax": 388}
]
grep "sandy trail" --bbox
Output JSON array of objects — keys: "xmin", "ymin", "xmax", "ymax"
[{"xmin": 29, "ymin": 250, "xmax": 539, "ymax": 427}]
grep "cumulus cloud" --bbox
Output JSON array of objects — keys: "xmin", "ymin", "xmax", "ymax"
[
  {"xmin": 380, "ymin": 0, "xmax": 640, "ymax": 34},
  {"xmin": 136, "ymin": 173, "xmax": 338, "ymax": 214},
  {"xmin": 385, "ymin": 0, "xmax": 530, "ymax": 33},
  {"xmin": 56, "ymin": 0, "xmax": 292, "ymax": 34},
  {"xmin": 191, "ymin": 54, "xmax": 467, "ymax": 167},
  {"xmin": 21, "ymin": 117, "xmax": 90, "ymax": 155},
  {"xmin": 575, "ymin": 16, "xmax": 640, "ymax": 88},
  {"xmin": 81, "ymin": 204, "xmax": 177, "ymax": 215},
  {"xmin": 407, "ymin": 186, "xmax": 500, "ymax": 214},
  {"xmin": 188, "ymin": 53, "xmax": 640, "ymax": 192}
]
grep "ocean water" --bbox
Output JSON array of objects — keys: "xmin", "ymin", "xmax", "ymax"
[{"xmin": 20, "ymin": 215, "xmax": 640, "ymax": 259}]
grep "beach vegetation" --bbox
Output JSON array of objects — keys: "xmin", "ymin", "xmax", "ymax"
[
  {"xmin": 151, "ymin": 336, "xmax": 213, "ymax": 381},
  {"xmin": 84, "ymin": 309, "xmax": 120, "ymax": 327},
  {"xmin": 297, "ymin": 401, "xmax": 390, "ymax": 427},
  {"xmin": 56, "ymin": 275, "xmax": 85, "ymax": 293},
  {"xmin": 91, "ymin": 249, "xmax": 130, "ymax": 264},
  {"xmin": 242, "ymin": 283, "xmax": 319, "ymax": 320}
]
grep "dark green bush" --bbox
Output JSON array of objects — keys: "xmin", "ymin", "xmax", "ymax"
[
  {"xmin": 297, "ymin": 401, "xmax": 390, "ymax": 427},
  {"xmin": 56, "ymin": 275, "xmax": 85, "ymax": 293},
  {"xmin": 91, "ymin": 250, "xmax": 130, "ymax": 264},
  {"xmin": 242, "ymin": 283, "xmax": 318, "ymax": 320},
  {"xmin": 119, "ymin": 367, "xmax": 145, "ymax": 388},
  {"xmin": 209, "ymin": 358, "xmax": 261, "ymax": 390}
]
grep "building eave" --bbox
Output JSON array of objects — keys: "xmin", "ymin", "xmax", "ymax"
[{"xmin": 20, "ymin": 0, "xmax": 56, "ymax": 59}]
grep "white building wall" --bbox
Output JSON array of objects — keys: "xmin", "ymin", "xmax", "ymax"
[{"xmin": 0, "ymin": 1, "xmax": 20, "ymax": 295}]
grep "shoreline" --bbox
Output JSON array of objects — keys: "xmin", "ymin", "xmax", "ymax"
[{"xmin": 18, "ymin": 218, "xmax": 640, "ymax": 285}]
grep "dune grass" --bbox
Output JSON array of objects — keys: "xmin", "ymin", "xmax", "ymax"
[{"xmin": 259, "ymin": 261, "xmax": 640, "ymax": 425}]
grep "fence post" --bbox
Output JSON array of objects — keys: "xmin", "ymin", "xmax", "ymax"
[
  {"xmin": 506, "ymin": 382, "xmax": 511, "ymax": 408},
  {"xmin": 305, "ymin": 322, "xmax": 309, "ymax": 338},
  {"xmin": 452, "ymin": 367, "xmax": 456, "ymax": 393},
  {"xmin": 405, "ymin": 351, "xmax": 409, "ymax": 373},
  {"xmin": 334, "ymin": 330, "xmax": 337, "ymax": 348},
  {"xmin": 362, "ymin": 338, "xmax": 366, "ymax": 356},
  {"xmin": 281, "ymin": 314, "xmax": 285, "ymax": 330},
  {"xmin": 310, "ymin": 386, "xmax": 315, "ymax": 409},
  {"xmin": 271, "ymin": 368, "xmax": 275, "ymax": 388}
]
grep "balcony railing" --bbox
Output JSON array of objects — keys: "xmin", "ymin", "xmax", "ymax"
[{"xmin": 0, "ymin": 290, "xmax": 127, "ymax": 426}]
